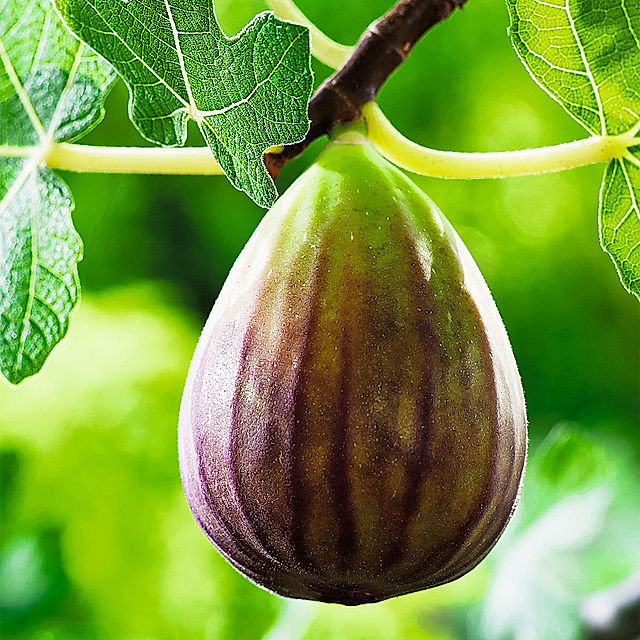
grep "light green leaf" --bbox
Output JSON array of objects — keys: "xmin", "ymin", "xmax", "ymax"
[
  {"xmin": 507, "ymin": 0, "xmax": 640, "ymax": 298},
  {"xmin": 0, "ymin": 0, "xmax": 115, "ymax": 145},
  {"xmin": 54, "ymin": 0, "xmax": 314, "ymax": 208},
  {"xmin": 599, "ymin": 149, "xmax": 640, "ymax": 298},
  {"xmin": 0, "ymin": 0, "xmax": 115, "ymax": 385},
  {"xmin": 0, "ymin": 162, "xmax": 81, "ymax": 385},
  {"xmin": 506, "ymin": 0, "xmax": 640, "ymax": 136}
]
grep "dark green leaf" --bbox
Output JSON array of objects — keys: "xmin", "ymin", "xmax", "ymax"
[{"xmin": 54, "ymin": 0, "xmax": 314, "ymax": 208}]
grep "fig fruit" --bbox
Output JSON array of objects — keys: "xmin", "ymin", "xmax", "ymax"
[{"xmin": 179, "ymin": 131, "xmax": 527, "ymax": 605}]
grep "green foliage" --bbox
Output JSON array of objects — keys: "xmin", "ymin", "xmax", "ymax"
[
  {"xmin": 0, "ymin": 0, "xmax": 115, "ymax": 385},
  {"xmin": 0, "ymin": 0, "xmax": 313, "ymax": 384},
  {"xmin": 54, "ymin": 0, "xmax": 314, "ymax": 208},
  {"xmin": 0, "ymin": 286, "xmax": 282, "ymax": 639},
  {"xmin": 0, "ymin": 163, "xmax": 80, "ymax": 385},
  {"xmin": 1, "ymin": 0, "xmax": 639, "ymax": 634},
  {"xmin": 1, "ymin": 293, "xmax": 637, "ymax": 639},
  {"xmin": 507, "ymin": 0, "xmax": 640, "ymax": 298},
  {"xmin": 478, "ymin": 424, "xmax": 640, "ymax": 640},
  {"xmin": 507, "ymin": 0, "xmax": 640, "ymax": 137}
]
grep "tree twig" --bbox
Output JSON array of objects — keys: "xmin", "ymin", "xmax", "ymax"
[{"xmin": 264, "ymin": 0, "xmax": 467, "ymax": 177}]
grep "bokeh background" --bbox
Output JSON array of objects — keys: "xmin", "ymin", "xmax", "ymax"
[{"xmin": 1, "ymin": 0, "xmax": 639, "ymax": 638}]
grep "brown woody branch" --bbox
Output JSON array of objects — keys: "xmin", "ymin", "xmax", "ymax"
[{"xmin": 264, "ymin": 0, "xmax": 468, "ymax": 177}]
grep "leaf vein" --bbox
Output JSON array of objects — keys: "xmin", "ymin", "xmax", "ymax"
[
  {"xmin": 198, "ymin": 29, "xmax": 306, "ymax": 118},
  {"xmin": 563, "ymin": 0, "xmax": 605, "ymax": 135},
  {"xmin": 13, "ymin": 172, "xmax": 39, "ymax": 377},
  {"xmin": 0, "ymin": 37, "xmax": 46, "ymax": 139},
  {"xmin": 620, "ymin": 0, "xmax": 640, "ymax": 51},
  {"xmin": 83, "ymin": 0, "xmax": 190, "ymax": 109}
]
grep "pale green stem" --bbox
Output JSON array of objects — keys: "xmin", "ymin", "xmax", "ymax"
[
  {"xmin": 2, "ymin": 0, "xmax": 625, "ymax": 182},
  {"xmin": 363, "ymin": 102, "xmax": 637, "ymax": 179},
  {"xmin": 1, "ymin": 113, "xmax": 636, "ymax": 180},
  {"xmin": 4, "ymin": 0, "xmax": 631, "ymax": 181},
  {"xmin": 1, "ymin": 143, "xmax": 224, "ymax": 175},
  {"xmin": 266, "ymin": 0, "xmax": 353, "ymax": 68}
]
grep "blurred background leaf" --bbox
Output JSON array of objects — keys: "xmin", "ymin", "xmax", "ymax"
[
  {"xmin": 1, "ymin": 0, "xmax": 638, "ymax": 638},
  {"xmin": 475, "ymin": 425, "xmax": 639, "ymax": 640}
]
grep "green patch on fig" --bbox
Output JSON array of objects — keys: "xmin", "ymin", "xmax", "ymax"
[{"xmin": 179, "ymin": 133, "xmax": 527, "ymax": 605}]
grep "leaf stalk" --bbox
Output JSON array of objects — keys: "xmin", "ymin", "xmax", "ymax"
[
  {"xmin": 362, "ymin": 102, "xmax": 636, "ymax": 179},
  {"xmin": 267, "ymin": 0, "xmax": 353, "ymax": 68},
  {"xmin": 42, "ymin": 143, "xmax": 224, "ymax": 175},
  {"xmin": 1, "ymin": 129, "xmax": 636, "ymax": 180}
]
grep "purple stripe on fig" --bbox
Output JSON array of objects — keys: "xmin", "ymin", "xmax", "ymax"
[
  {"xmin": 289, "ymin": 245, "xmax": 334, "ymax": 573},
  {"xmin": 228, "ymin": 323, "xmax": 289, "ymax": 566},
  {"xmin": 326, "ymin": 307, "xmax": 358, "ymax": 565}
]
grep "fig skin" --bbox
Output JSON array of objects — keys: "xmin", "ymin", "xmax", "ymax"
[{"xmin": 179, "ymin": 134, "xmax": 527, "ymax": 605}]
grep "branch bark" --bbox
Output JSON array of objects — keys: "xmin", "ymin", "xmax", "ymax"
[{"xmin": 264, "ymin": 0, "xmax": 468, "ymax": 177}]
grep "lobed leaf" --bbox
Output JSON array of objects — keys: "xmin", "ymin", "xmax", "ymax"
[
  {"xmin": 507, "ymin": 0, "xmax": 640, "ymax": 298},
  {"xmin": 0, "ymin": 0, "xmax": 116, "ymax": 384},
  {"xmin": 54, "ymin": 0, "xmax": 314, "ymax": 208}
]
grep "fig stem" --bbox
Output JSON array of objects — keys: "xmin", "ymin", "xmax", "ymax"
[
  {"xmin": 265, "ymin": 0, "xmax": 639, "ymax": 180},
  {"xmin": 264, "ymin": 0, "xmax": 468, "ymax": 177}
]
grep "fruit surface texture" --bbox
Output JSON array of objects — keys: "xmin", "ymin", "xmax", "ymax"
[{"xmin": 179, "ymin": 136, "xmax": 527, "ymax": 605}]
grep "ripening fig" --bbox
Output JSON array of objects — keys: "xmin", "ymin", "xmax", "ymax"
[{"xmin": 178, "ymin": 129, "xmax": 527, "ymax": 605}]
